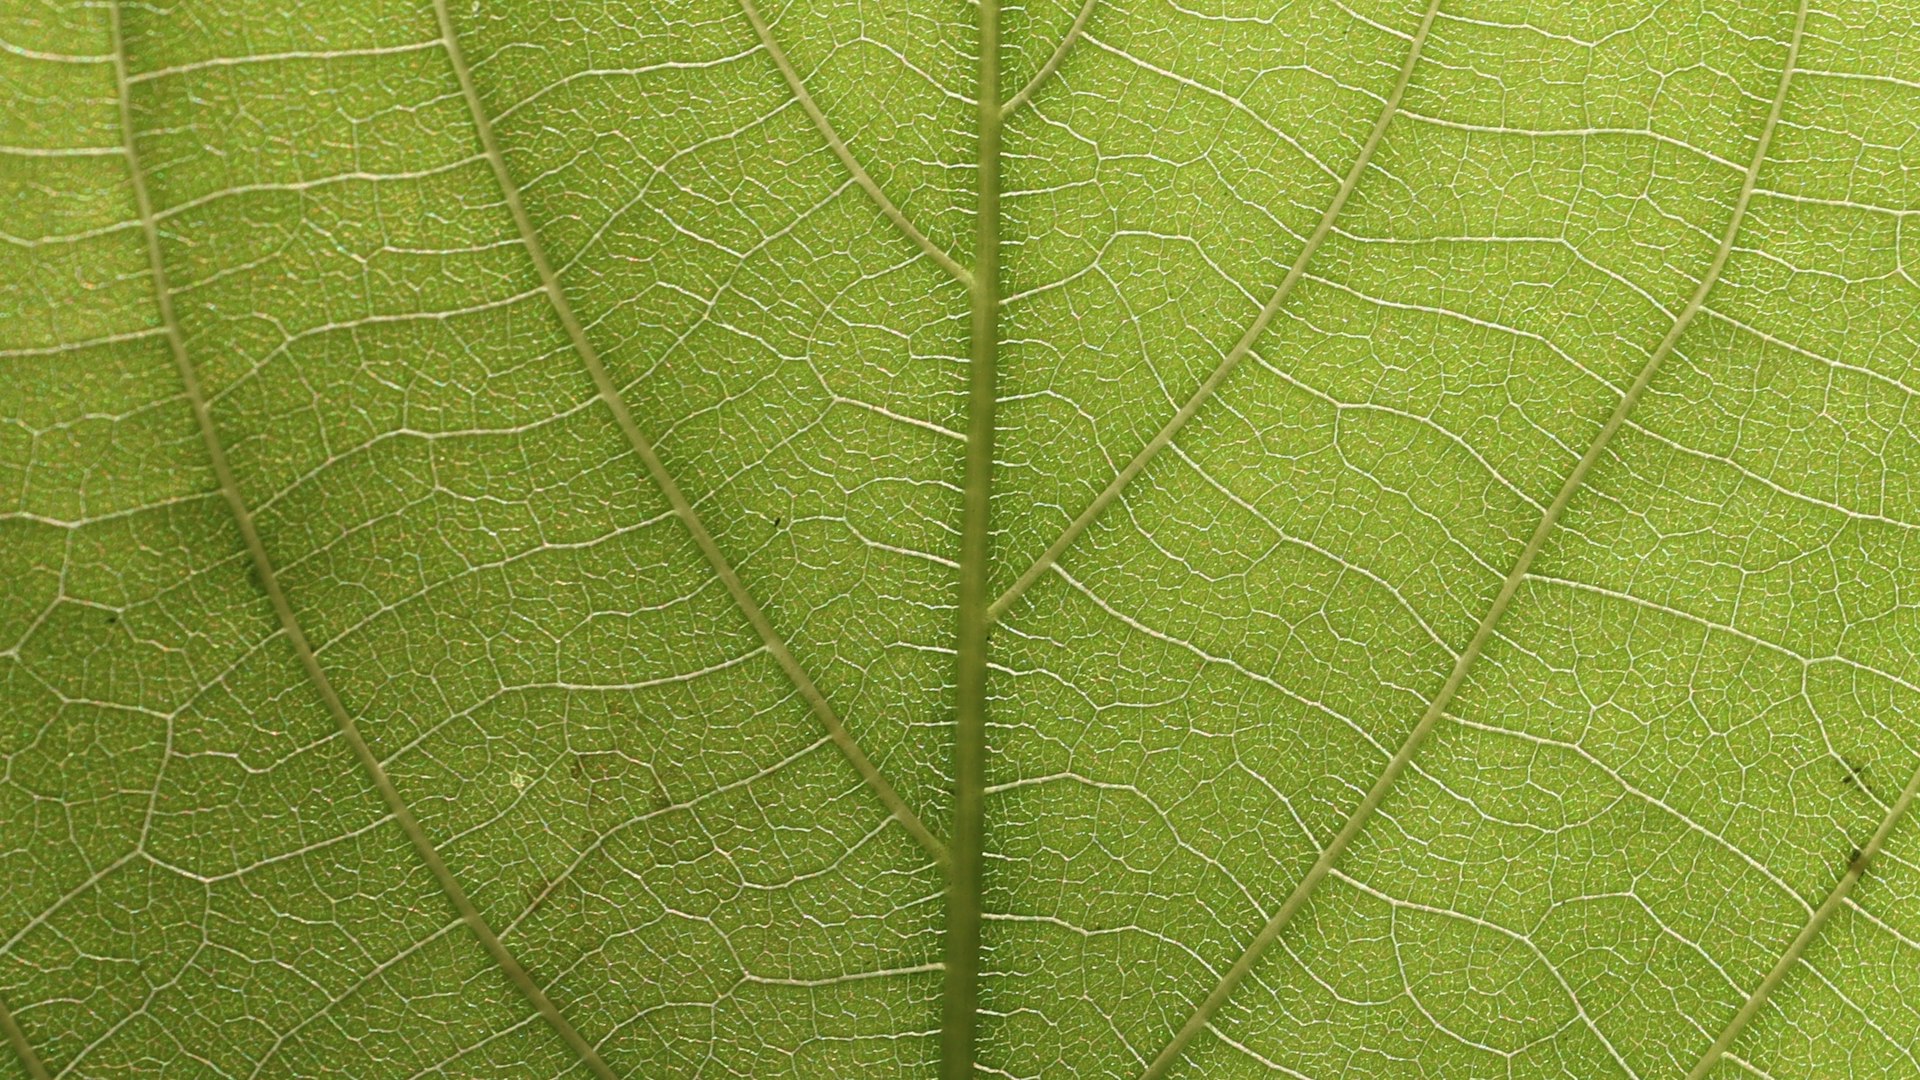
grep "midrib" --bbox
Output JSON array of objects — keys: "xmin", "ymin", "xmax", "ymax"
[
  {"xmin": 30, "ymin": 7, "xmax": 1886, "ymax": 1080},
  {"xmin": 939, "ymin": 0, "xmax": 1002, "ymax": 1074}
]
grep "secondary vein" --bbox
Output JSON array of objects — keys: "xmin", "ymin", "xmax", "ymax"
[
  {"xmin": 432, "ymin": 0, "xmax": 947, "ymax": 868},
  {"xmin": 739, "ymin": 0, "xmax": 974, "ymax": 287},
  {"xmin": 109, "ymin": 5, "xmax": 621, "ymax": 1077},
  {"xmin": 1673, "ymin": 22, "xmax": 1886, "ymax": 1056},
  {"xmin": 986, "ymin": 0, "xmax": 1442, "ymax": 625},
  {"xmin": 999, "ymin": 0, "xmax": 1098, "ymax": 119},
  {"xmin": 1687, "ymin": 747, "xmax": 1917, "ymax": 1080},
  {"xmin": 1138, "ymin": 0, "xmax": 1808, "ymax": 1074}
]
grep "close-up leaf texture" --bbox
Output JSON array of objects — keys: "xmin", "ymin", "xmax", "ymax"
[{"xmin": 5, "ymin": 0, "xmax": 1920, "ymax": 1075}]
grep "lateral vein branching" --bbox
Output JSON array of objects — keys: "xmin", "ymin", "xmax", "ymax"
[
  {"xmin": 110, "ymin": 4, "xmax": 621, "ymax": 1077},
  {"xmin": 1139, "ymin": 0, "xmax": 1807, "ymax": 1074},
  {"xmin": 431, "ymin": 0, "xmax": 947, "ymax": 867},
  {"xmin": 1000, "ymin": 0, "xmax": 1098, "ymax": 118},
  {"xmin": 1677, "ymin": 22, "xmax": 1889, "ymax": 1061},
  {"xmin": 40, "ymin": 9, "xmax": 1862, "ymax": 1080},
  {"xmin": 740, "ymin": 0, "xmax": 974, "ymax": 287},
  {"xmin": 986, "ymin": 0, "xmax": 1441, "ymax": 626}
]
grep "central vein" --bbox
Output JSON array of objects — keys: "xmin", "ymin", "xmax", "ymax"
[{"xmin": 942, "ymin": 0, "xmax": 1001, "ymax": 1075}]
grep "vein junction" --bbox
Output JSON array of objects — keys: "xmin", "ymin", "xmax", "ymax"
[{"xmin": 7, "ymin": 0, "xmax": 1920, "ymax": 1078}]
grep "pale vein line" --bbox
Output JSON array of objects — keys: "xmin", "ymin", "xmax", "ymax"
[
  {"xmin": 1392, "ymin": 110, "xmax": 1749, "ymax": 173},
  {"xmin": 1843, "ymin": 891, "xmax": 1920, "ymax": 956},
  {"xmin": 1328, "ymin": 869, "xmax": 1641, "ymax": 1079},
  {"xmin": 738, "ymin": 0, "xmax": 972, "ymax": 287},
  {"xmin": 0, "ymin": 853, "xmax": 141, "ymax": 958},
  {"xmin": 999, "ymin": 0, "xmax": 1098, "ymax": 118},
  {"xmin": 1723, "ymin": 1052, "xmax": 1779, "ymax": 1079},
  {"xmin": 126, "ymin": 40, "xmax": 443, "ymax": 83},
  {"xmin": 1794, "ymin": 956, "xmax": 1920, "ymax": 1072},
  {"xmin": 0, "ymin": 326, "xmax": 167, "ymax": 357},
  {"xmin": 245, "ymin": 918, "xmax": 467, "ymax": 1080},
  {"xmin": 739, "ymin": 962, "xmax": 946, "ymax": 987},
  {"xmin": 1526, "ymin": 574, "xmax": 1920, "ymax": 704},
  {"xmin": 1201, "ymin": 1025, "xmax": 1316, "ymax": 1080},
  {"xmin": 106, "ymin": 3, "xmax": 622, "ymax": 1077},
  {"xmin": 0, "ymin": 144, "xmax": 123, "ymax": 159},
  {"xmin": 1079, "ymin": 33, "xmax": 1340, "ymax": 180},
  {"xmin": 988, "ymin": 0, "xmax": 1442, "ymax": 623},
  {"xmin": 1136, "ymin": 0, "xmax": 1808, "ymax": 1073},
  {"xmin": 1169, "ymin": 443, "xmax": 1455, "ymax": 656},
  {"xmin": 498, "ymin": 734, "xmax": 837, "ymax": 941},
  {"xmin": 0, "ymin": 38, "xmax": 109, "ymax": 63},
  {"xmin": 430, "ymin": 0, "xmax": 947, "ymax": 866}
]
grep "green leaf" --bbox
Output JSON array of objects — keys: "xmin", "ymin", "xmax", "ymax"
[{"xmin": 4, "ymin": 0, "xmax": 1919, "ymax": 1076}]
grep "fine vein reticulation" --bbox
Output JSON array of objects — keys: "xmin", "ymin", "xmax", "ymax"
[
  {"xmin": 10, "ymin": 0, "xmax": 1920, "ymax": 1076},
  {"xmin": 0, "ymin": 995, "xmax": 49, "ymax": 1080},
  {"xmin": 987, "ymin": 0, "xmax": 1442, "ymax": 624},
  {"xmin": 740, "ymin": 0, "xmax": 972, "ymax": 288},
  {"xmin": 1141, "ymin": 0, "xmax": 1811, "ymax": 1073},
  {"xmin": 109, "ymin": 3, "xmax": 622, "ymax": 1076},
  {"xmin": 436, "ymin": 0, "xmax": 947, "ymax": 868},
  {"xmin": 1688, "ymin": 746, "xmax": 1920, "ymax": 1080},
  {"xmin": 999, "ymin": 0, "xmax": 1098, "ymax": 119}
]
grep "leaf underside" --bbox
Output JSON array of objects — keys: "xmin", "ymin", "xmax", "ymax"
[{"xmin": 5, "ymin": 0, "xmax": 1920, "ymax": 1077}]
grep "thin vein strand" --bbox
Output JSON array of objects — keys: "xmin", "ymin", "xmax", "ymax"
[
  {"xmin": 110, "ymin": 5, "xmax": 622, "ymax": 1077},
  {"xmin": 1138, "ymin": 1, "xmax": 1806, "ymax": 1074},
  {"xmin": 431, "ymin": 0, "xmax": 948, "ymax": 867},
  {"xmin": 1000, "ymin": 0, "xmax": 1097, "ymax": 118},
  {"xmin": 987, "ymin": 0, "xmax": 1442, "ymax": 624},
  {"xmin": 739, "ymin": 0, "xmax": 973, "ymax": 286}
]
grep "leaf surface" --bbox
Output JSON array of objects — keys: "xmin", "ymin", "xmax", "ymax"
[{"xmin": 4, "ymin": 0, "xmax": 1920, "ymax": 1077}]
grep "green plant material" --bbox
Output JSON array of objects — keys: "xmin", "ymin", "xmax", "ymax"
[{"xmin": 5, "ymin": 0, "xmax": 1920, "ymax": 1076}]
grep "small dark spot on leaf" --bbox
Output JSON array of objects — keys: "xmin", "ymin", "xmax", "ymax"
[
  {"xmin": 773, "ymin": 516, "xmax": 782, "ymax": 528},
  {"xmin": 1839, "ymin": 756, "xmax": 1869, "ymax": 791},
  {"xmin": 105, "ymin": 614, "xmax": 117, "ymax": 625}
]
